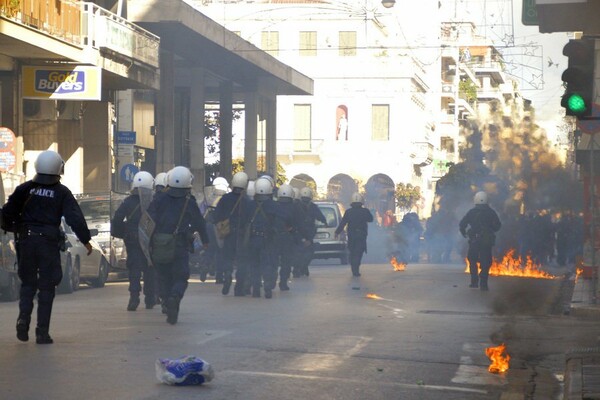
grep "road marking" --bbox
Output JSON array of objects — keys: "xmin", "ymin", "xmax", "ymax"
[
  {"xmin": 225, "ymin": 370, "xmax": 488, "ymax": 394},
  {"xmin": 376, "ymin": 303, "xmax": 405, "ymax": 318},
  {"xmin": 292, "ymin": 336, "xmax": 372, "ymax": 371}
]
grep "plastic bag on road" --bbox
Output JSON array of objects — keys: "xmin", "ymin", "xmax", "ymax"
[{"xmin": 155, "ymin": 356, "xmax": 215, "ymax": 386}]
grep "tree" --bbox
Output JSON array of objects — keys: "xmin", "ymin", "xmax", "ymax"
[{"xmin": 395, "ymin": 183, "xmax": 421, "ymax": 212}]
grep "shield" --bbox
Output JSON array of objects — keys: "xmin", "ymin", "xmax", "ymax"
[
  {"xmin": 138, "ymin": 187, "xmax": 153, "ymax": 212},
  {"xmin": 138, "ymin": 211, "xmax": 156, "ymax": 266}
]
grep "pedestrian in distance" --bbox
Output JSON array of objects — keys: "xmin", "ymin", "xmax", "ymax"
[
  {"xmin": 147, "ymin": 166, "xmax": 209, "ymax": 324},
  {"xmin": 459, "ymin": 191, "xmax": 502, "ymax": 291},
  {"xmin": 335, "ymin": 192, "xmax": 373, "ymax": 277},
  {"xmin": 2, "ymin": 150, "xmax": 93, "ymax": 344},
  {"xmin": 111, "ymin": 171, "xmax": 157, "ymax": 311}
]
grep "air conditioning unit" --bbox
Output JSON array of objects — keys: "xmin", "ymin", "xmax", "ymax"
[{"xmin": 23, "ymin": 99, "xmax": 57, "ymax": 121}]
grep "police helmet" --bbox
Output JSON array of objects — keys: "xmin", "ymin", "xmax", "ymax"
[
  {"xmin": 213, "ymin": 177, "xmax": 229, "ymax": 194},
  {"xmin": 292, "ymin": 187, "xmax": 300, "ymax": 200},
  {"xmin": 33, "ymin": 150, "xmax": 65, "ymax": 184},
  {"xmin": 351, "ymin": 192, "xmax": 363, "ymax": 204},
  {"xmin": 300, "ymin": 187, "xmax": 313, "ymax": 200},
  {"xmin": 231, "ymin": 171, "xmax": 249, "ymax": 190},
  {"xmin": 259, "ymin": 174, "xmax": 276, "ymax": 189},
  {"xmin": 167, "ymin": 166, "xmax": 193, "ymax": 188},
  {"xmin": 255, "ymin": 177, "xmax": 273, "ymax": 195},
  {"xmin": 278, "ymin": 184, "xmax": 293, "ymax": 199},
  {"xmin": 132, "ymin": 171, "xmax": 154, "ymax": 190},
  {"xmin": 154, "ymin": 172, "xmax": 168, "ymax": 188},
  {"xmin": 474, "ymin": 191, "xmax": 488, "ymax": 205},
  {"xmin": 246, "ymin": 180, "xmax": 256, "ymax": 198}
]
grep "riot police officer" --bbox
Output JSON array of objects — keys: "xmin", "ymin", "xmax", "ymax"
[
  {"xmin": 2, "ymin": 150, "xmax": 92, "ymax": 344},
  {"xmin": 335, "ymin": 193, "xmax": 373, "ymax": 277},
  {"xmin": 147, "ymin": 166, "xmax": 209, "ymax": 324},
  {"xmin": 294, "ymin": 187, "xmax": 326, "ymax": 277},
  {"xmin": 212, "ymin": 171, "xmax": 250, "ymax": 296},
  {"xmin": 273, "ymin": 184, "xmax": 299, "ymax": 291},
  {"xmin": 154, "ymin": 172, "xmax": 168, "ymax": 193},
  {"xmin": 459, "ymin": 191, "xmax": 502, "ymax": 291},
  {"xmin": 112, "ymin": 171, "xmax": 157, "ymax": 311}
]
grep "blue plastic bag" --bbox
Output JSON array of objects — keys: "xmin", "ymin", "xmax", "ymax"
[{"xmin": 155, "ymin": 356, "xmax": 215, "ymax": 386}]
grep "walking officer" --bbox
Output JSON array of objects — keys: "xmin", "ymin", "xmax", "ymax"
[
  {"xmin": 459, "ymin": 191, "xmax": 502, "ymax": 291},
  {"xmin": 147, "ymin": 166, "xmax": 209, "ymax": 324},
  {"xmin": 273, "ymin": 184, "xmax": 298, "ymax": 291},
  {"xmin": 294, "ymin": 187, "xmax": 326, "ymax": 277},
  {"xmin": 111, "ymin": 171, "xmax": 157, "ymax": 311},
  {"xmin": 212, "ymin": 171, "xmax": 250, "ymax": 296},
  {"xmin": 335, "ymin": 193, "xmax": 373, "ymax": 277},
  {"xmin": 2, "ymin": 150, "xmax": 92, "ymax": 344}
]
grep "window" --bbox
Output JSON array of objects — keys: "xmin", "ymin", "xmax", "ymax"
[
  {"xmin": 293, "ymin": 104, "xmax": 311, "ymax": 151},
  {"xmin": 339, "ymin": 31, "xmax": 357, "ymax": 56},
  {"xmin": 299, "ymin": 31, "xmax": 317, "ymax": 57},
  {"xmin": 371, "ymin": 105, "xmax": 389, "ymax": 141},
  {"xmin": 261, "ymin": 31, "xmax": 279, "ymax": 56}
]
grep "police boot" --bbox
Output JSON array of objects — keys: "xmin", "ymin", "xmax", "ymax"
[
  {"xmin": 166, "ymin": 296, "xmax": 180, "ymax": 325},
  {"xmin": 35, "ymin": 327, "xmax": 53, "ymax": 344},
  {"xmin": 16, "ymin": 315, "xmax": 30, "ymax": 342},
  {"xmin": 145, "ymin": 295, "xmax": 157, "ymax": 310},
  {"xmin": 127, "ymin": 293, "xmax": 140, "ymax": 311},
  {"xmin": 279, "ymin": 280, "xmax": 290, "ymax": 291},
  {"xmin": 222, "ymin": 274, "xmax": 232, "ymax": 295},
  {"xmin": 252, "ymin": 285, "xmax": 261, "ymax": 298},
  {"xmin": 264, "ymin": 287, "xmax": 273, "ymax": 299}
]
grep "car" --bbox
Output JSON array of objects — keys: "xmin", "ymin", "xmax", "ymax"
[
  {"xmin": 0, "ymin": 229, "xmax": 19, "ymax": 301},
  {"xmin": 76, "ymin": 193, "xmax": 128, "ymax": 274},
  {"xmin": 312, "ymin": 201, "xmax": 349, "ymax": 265},
  {"xmin": 59, "ymin": 222, "xmax": 110, "ymax": 293}
]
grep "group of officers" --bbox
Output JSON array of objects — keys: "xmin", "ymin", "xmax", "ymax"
[{"xmin": 2, "ymin": 149, "xmax": 376, "ymax": 341}]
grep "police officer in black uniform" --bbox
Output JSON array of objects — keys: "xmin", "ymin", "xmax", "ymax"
[
  {"xmin": 112, "ymin": 171, "xmax": 157, "ymax": 311},
  {"xmin": 459, "ymin": 191, "xmax": 502, "ymax": 291},
  {"xmin": 335, "ymin": 192, "xmax": 374, "ymax": 277},
  {"xmin": 294, "ymin": 187, "xmax": 326, "ymax": 277},
  {"xmin": 273, "ymin": 184, "xmax": 299, "ymax": 291},
  {"xmin": 2, "ymin": 150, "xmax": 92, "ymax": 344},
  {"xmin": 212, "ymin": 171, "xmax": 249, "ymax": 296},
  {"xmin": 147, "ymin": 166, "xmax": 209, "ymax": 324}
]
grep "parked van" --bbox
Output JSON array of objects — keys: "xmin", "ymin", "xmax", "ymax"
[{"xmin": 312, "ymin": 201, "xmax": 348, "ymax": 265}]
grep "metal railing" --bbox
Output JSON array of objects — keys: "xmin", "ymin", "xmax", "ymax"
[{"xmin": 0, "ymin": 1, "xmax": 159, "ymax": 68}]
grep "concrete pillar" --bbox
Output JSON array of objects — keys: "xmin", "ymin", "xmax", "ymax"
[
  {"xmin": 190, "ymin": 69, "xmax": 206, "ymax": 191},
  {"xmin": 265, "ymin": 96, "xmax": 277, "ymax": 179},
  {"xmin": 244, "ymin": 92, "xmax": 258, "ymax": 179},
  {"xmin": 157, "ymin": 49, "xmax": 175, "ymax": 172},
  {"xmin": 219, "ymin": 81, "xmax": 233, "ymax": 182}
]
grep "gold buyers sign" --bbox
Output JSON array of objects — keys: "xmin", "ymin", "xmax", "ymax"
[{"xmin": 22, "ymin": 66, "xmax": 101, "ymax": 100}]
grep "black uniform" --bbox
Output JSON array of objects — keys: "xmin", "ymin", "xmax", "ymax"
[
  {"xmin": 335, "ymin": 203, "xmax": 373, "ymax": 276},
  {"xmin": 112, "ymin": 191, "xmax": 156, "ymax": 309},
  {"xmin": 272, "ymin": 197, "xmax": 298, "ymax": 290},
  {"xmin": 294, "ymin": 200, "xmax": 326, "ymax": 277},
  {"xmin": 459, "ymin": 204, "xmax": 502, "ymax": 290},
  {"xmin": 147, "ymin": 188, "xmax": 209, "ymax": 324},
  {"xmin": 212, "ymin": 190, "xmax": 249, "ymax": 295},
  {"xmin": 2, "ymin": 180, "xmax": 91, "ymax": 343}
]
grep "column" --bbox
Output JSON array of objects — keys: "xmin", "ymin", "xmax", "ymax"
[
  {"xmin": 244, "ymin": 92, "xmax": 258, "ymax": 179},
  {"xmin": 219, "ymin": 81, "xmax": 233, "ymax": 182},
  {"xmin": 156, "ymin": 49, "xmax": 175, "ymax": 173},
  {"xmin": 190, "ymin": 69, "xmax": 206, "ymax": 191},
  {"xmin": 265, "ymin": 96, "xmax": 277, "ymax": 179}
]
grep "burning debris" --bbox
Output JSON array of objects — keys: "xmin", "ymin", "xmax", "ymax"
[
  {"xmin": 366, "ymin": 293, "xmax": 383, "ymax": 300},
  {"xmin": 485, "ymin": 343, "xmax": 510, "ymax": 373},
  {"xmin": 465, "ymin": 249, "xmax": 558, "ymax": 279},
  {"xmin": 390, "ymin": 256, "xmax": 406, "ymax": 271}
]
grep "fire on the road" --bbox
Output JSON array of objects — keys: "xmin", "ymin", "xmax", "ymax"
[
  {"xmin": 390, "ymin": 256, "xmax": 406, "ymax": 271},
  {"xmin": 465, "ymin": 249, "xmax": 557, "ymax": 279},
  {"xmin": 366, "ymin": 293, "xmax": 383, "ymax": 300},
  {"xmin": 485, "ymin": 343, "xmax": 510, "ymax": 373}
]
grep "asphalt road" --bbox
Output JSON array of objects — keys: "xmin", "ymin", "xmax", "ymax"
[{"xmin": 0, "ymin": 260, "xmax": 597, "ymax": 400}]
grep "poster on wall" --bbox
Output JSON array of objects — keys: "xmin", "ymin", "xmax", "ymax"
[{"xmin": 22, "ymin": 66, "xmax": 102, "ymax": 100}]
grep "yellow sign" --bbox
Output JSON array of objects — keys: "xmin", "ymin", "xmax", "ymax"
[{"xmin": 22, "ymin": 66, "xmax": 102, "ymax": 100}]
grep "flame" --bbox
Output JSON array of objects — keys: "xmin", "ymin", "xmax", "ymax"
[
  {"xmin": 485, "ymin": 343, "xmax": 510, "ymax": 373},
  {"xmin": 576, "ymin": 267, "xmax": 583, "ymax": 282},
  {"xmin": 464, "ymin": 249, "xmax": 557, "ymax": 279},
  {"xmin": 390, "ymin": 256, "xmax": 406, "ymax": 271},
  {"xmin": 366, "ymin": 293, "xmax": 383, "ymax": 300}
]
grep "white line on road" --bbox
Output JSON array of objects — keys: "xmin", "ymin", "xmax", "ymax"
[
  {"xmin": 225, "ymin": 370, "xmax": 488, "ymax": 394},
  {"xmin": 196, "ymin": 330, "xmax": 232, "ymax": 345}
]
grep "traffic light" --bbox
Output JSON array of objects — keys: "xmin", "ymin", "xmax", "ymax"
[{"xmin": 561, "ymin": 38, "xmax": 595, "ymax": 118}]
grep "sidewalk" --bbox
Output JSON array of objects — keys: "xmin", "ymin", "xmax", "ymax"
[{"xmin": 565, "ymin": 275, "xmax": 600, "ymax": 400}]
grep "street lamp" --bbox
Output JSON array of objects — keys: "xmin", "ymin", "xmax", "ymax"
[{"xmin": 381, "ymin": 0, "xmax": 396, "ymax": 8}]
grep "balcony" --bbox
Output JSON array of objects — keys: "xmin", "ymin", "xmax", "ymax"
[{"xmin": 276, "ymin": 139, "xmax": 324, "ymax": 164}]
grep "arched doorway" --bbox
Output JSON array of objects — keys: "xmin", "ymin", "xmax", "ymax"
[
  {"xmin": 327, "ymin": 174, "xmax": 357, "ymax": 208},
  {"xmin": 364, "ymin": 174, "xmax": 395, "ymax": 225},
  {"xmin": 335, "ymin": 105, "xmax": 348, "ymax": 141},
  {"xmin": 290, "ymin": 173, "xmax": 317, "ymax": 195}
]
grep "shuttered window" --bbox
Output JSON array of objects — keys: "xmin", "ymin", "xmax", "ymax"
[
  {"xmin": 372, "ymin": 105, "xmax": 389, "ymax": 141},
  {"xmin": 261, "ymin": 31, "xmax": 279, "ymax": 56},
  {"xmin": 300, "ymin": 31, "xmax": 317, "ymax": 57},
  {"xmin": 339, "ymin": 31, "xmax": 357, "ymax": 56},
  {"xmin": 294, "ymin": 104, "xmax": 311, "ymax": 151}
]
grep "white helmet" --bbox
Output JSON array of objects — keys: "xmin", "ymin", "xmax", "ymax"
[
  {"xmin": 474, "ymin": 191, "xmax": 488, "ymax": 205},
  {"xmin": 300, "ymin": 187, "xmax": 313, "ymax": 200},
  {"xmin": 154, "ymin": 172, "xmax": 167, "ymax": 188},
  {"xmin": 293, "ymin": 187, "xmax": 300, "ymax": 200},
  {"xmin": 213, "ymin": 177, "xmax": 229, "ymax": 194},
  {"xmin": 35, "ymin": 150, "xmax": 64, "ymax": 175},
  {"xmin": 351, "ymin": 192, "xmax": 363, "ymax": 204},
  {"xmin": 278, "ymin": 184, "xmax": 293, "ymax": 199},
  {"xmin": 132, "ymin": 171, "xmax": 154, "ymax": 190},
  {"xmin": 260, "ymin": 174, "xmax": 276, "ymax": 189},
  {"xmin": 246, "ymin": 180, "xmax": 256, "ymax": 198},
  {"xmin": 231, "ymin": 171, "xmax": 249, "ymax": 190},
  {"xmin": 255, "ymin": 177, "xmax": 273, "ymax": 195},
  {"xmin": 167, "ymin": 166, "xmax": 193, "ymax": 188}
]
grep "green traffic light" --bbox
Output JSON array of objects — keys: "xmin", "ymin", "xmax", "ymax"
[{"xmin": 567, "ymin": 93, "xmax": 588, "ymax": 114}]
